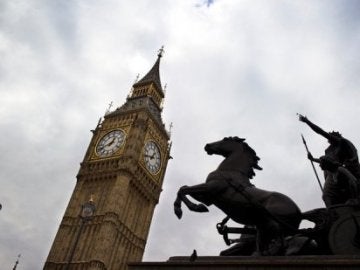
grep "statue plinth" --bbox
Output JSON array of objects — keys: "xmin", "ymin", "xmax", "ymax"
[{"xmin": 129, "ymin": 255, "xmax": 360, "ymax": 270}]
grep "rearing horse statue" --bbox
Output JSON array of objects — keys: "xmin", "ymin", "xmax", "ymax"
[{"xmin": 174, "ymin": 137, "xmax": 302, "ymax": 255}]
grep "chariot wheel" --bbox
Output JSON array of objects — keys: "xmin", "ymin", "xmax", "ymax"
[{"xmin": 328, "ymin": 211, "xmax": 360, "ymax": 254}]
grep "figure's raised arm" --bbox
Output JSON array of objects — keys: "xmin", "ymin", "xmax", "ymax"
[{"xmin": 298, "ymin": 114, "xmax": 338, "ymax": 142}]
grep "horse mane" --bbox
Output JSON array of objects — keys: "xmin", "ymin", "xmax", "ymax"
[{"xmin": 225, "ymin": 136, "xmax": 262, "ymax": 179}]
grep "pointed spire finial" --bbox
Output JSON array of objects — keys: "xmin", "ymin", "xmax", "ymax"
[
  {"xmin": 169, "ymin": 122, "xmax": 173, "ymax": 135},
  {"xmin": 105, "ymin": 101, "xmax": 113, "ymax": 115},
  {"xmin": 158, "ymin": 46, "xmax": 165, "ymax": 58},
  {"xmin": 91, "ymin": 117, "xmax": 102, "ymax": 133},
  {"xmin": 134, "ymin": 73, "xmax": 140, "ymax": 83}
]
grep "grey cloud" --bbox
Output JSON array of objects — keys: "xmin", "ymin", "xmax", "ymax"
[
  {"xmin": 44, "ymin": 1, "xmax": 79, "ymax": 50},
  {"xmin": 1, "ymin": 1, "xmax": 360, "ymax": 268}
]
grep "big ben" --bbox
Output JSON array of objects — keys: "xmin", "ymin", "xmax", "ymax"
[{"xmin": 44, "ymin": 48, "xmax": 171, "ymax": 270}]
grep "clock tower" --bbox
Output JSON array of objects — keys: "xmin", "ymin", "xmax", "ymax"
[{"xmin": 44, "ymin": 49, "xmax": 171, "ymax": 270}]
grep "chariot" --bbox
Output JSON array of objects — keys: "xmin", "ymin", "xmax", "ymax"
[{"xmin": 216, "ymin": 203, "xmax": 360, "ymax": 255}]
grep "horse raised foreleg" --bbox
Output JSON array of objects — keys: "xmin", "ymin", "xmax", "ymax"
[{"xmin": 174, "ymin": 183, "xmax": 213, "ymax": 219}]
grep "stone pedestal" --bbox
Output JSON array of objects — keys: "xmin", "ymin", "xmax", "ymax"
[{"xmin": 128, "ymin": 255, "xmax": 360, "ymax": 270}]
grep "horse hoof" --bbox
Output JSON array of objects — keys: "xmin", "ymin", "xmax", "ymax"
[{"xmin": 174, "ymin": 208, "xmax": 183, "ymax": 219}]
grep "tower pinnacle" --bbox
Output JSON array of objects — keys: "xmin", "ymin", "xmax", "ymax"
[
  {"xmin": 158, "ymin": 46, "xmax": 165, "ymax": 58},
  {"xmin": 133, "ymin": 48, "xmax": 164, "ymax": 95}
]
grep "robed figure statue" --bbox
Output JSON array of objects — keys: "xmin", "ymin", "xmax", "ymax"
[{"xmin": 299, "ymin": 114, "xmax": 360, "ymax": 207}]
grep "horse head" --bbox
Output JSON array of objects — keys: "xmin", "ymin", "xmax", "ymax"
[
  {"xmin": 205, "ymin": 136, "xmax": 262, "ymax": 178},
  {"xmin": 205, "ymin": 136, "xmax": 245, "ymax": 157}
]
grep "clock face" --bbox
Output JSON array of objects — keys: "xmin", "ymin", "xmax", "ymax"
[
  {"xmin": 144, "ymin": 141, "xmax": 161, "ymax": 174},
  {"xmin": 96, "ymin": 130, "xmax": 126, "ymax": 157}
]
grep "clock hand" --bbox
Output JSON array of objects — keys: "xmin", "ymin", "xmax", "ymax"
[
  {"xmin": 106, "ymin": 138, "xmax": 115, "ymax": 147},
  {"xmin": 144, "ymin": 154, "xmax": 156, "ymax": 160}
]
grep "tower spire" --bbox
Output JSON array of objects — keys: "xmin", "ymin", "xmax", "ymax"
[{"xmin": 133, "ymin": 47, "xmax": 164, "ymax": 95}]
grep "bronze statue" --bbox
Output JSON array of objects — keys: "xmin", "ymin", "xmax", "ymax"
[
  {"xmin": 174, "ymin": 137, "xmax": 302, "ymax": 255},
  {"xmin": 298, "ymin": 114, "xmax": 360, "ymax": 206},
  {"xmin": 174, "ymin": 135, "xmax": 360, "ymax": 255}
]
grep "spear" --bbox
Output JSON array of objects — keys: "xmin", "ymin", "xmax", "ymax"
[
  {"xmin": 12, "ymin": 254, "xmax": 21, "ymax": 270},
  {"xmin": 301, "ymin": 134, "xmax": 323, "ymax": 192}
]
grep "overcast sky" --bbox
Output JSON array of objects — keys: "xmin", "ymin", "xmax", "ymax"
[{"xmin": 1, "ymin": 0, "xmax": 360, "ymax": 268}]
